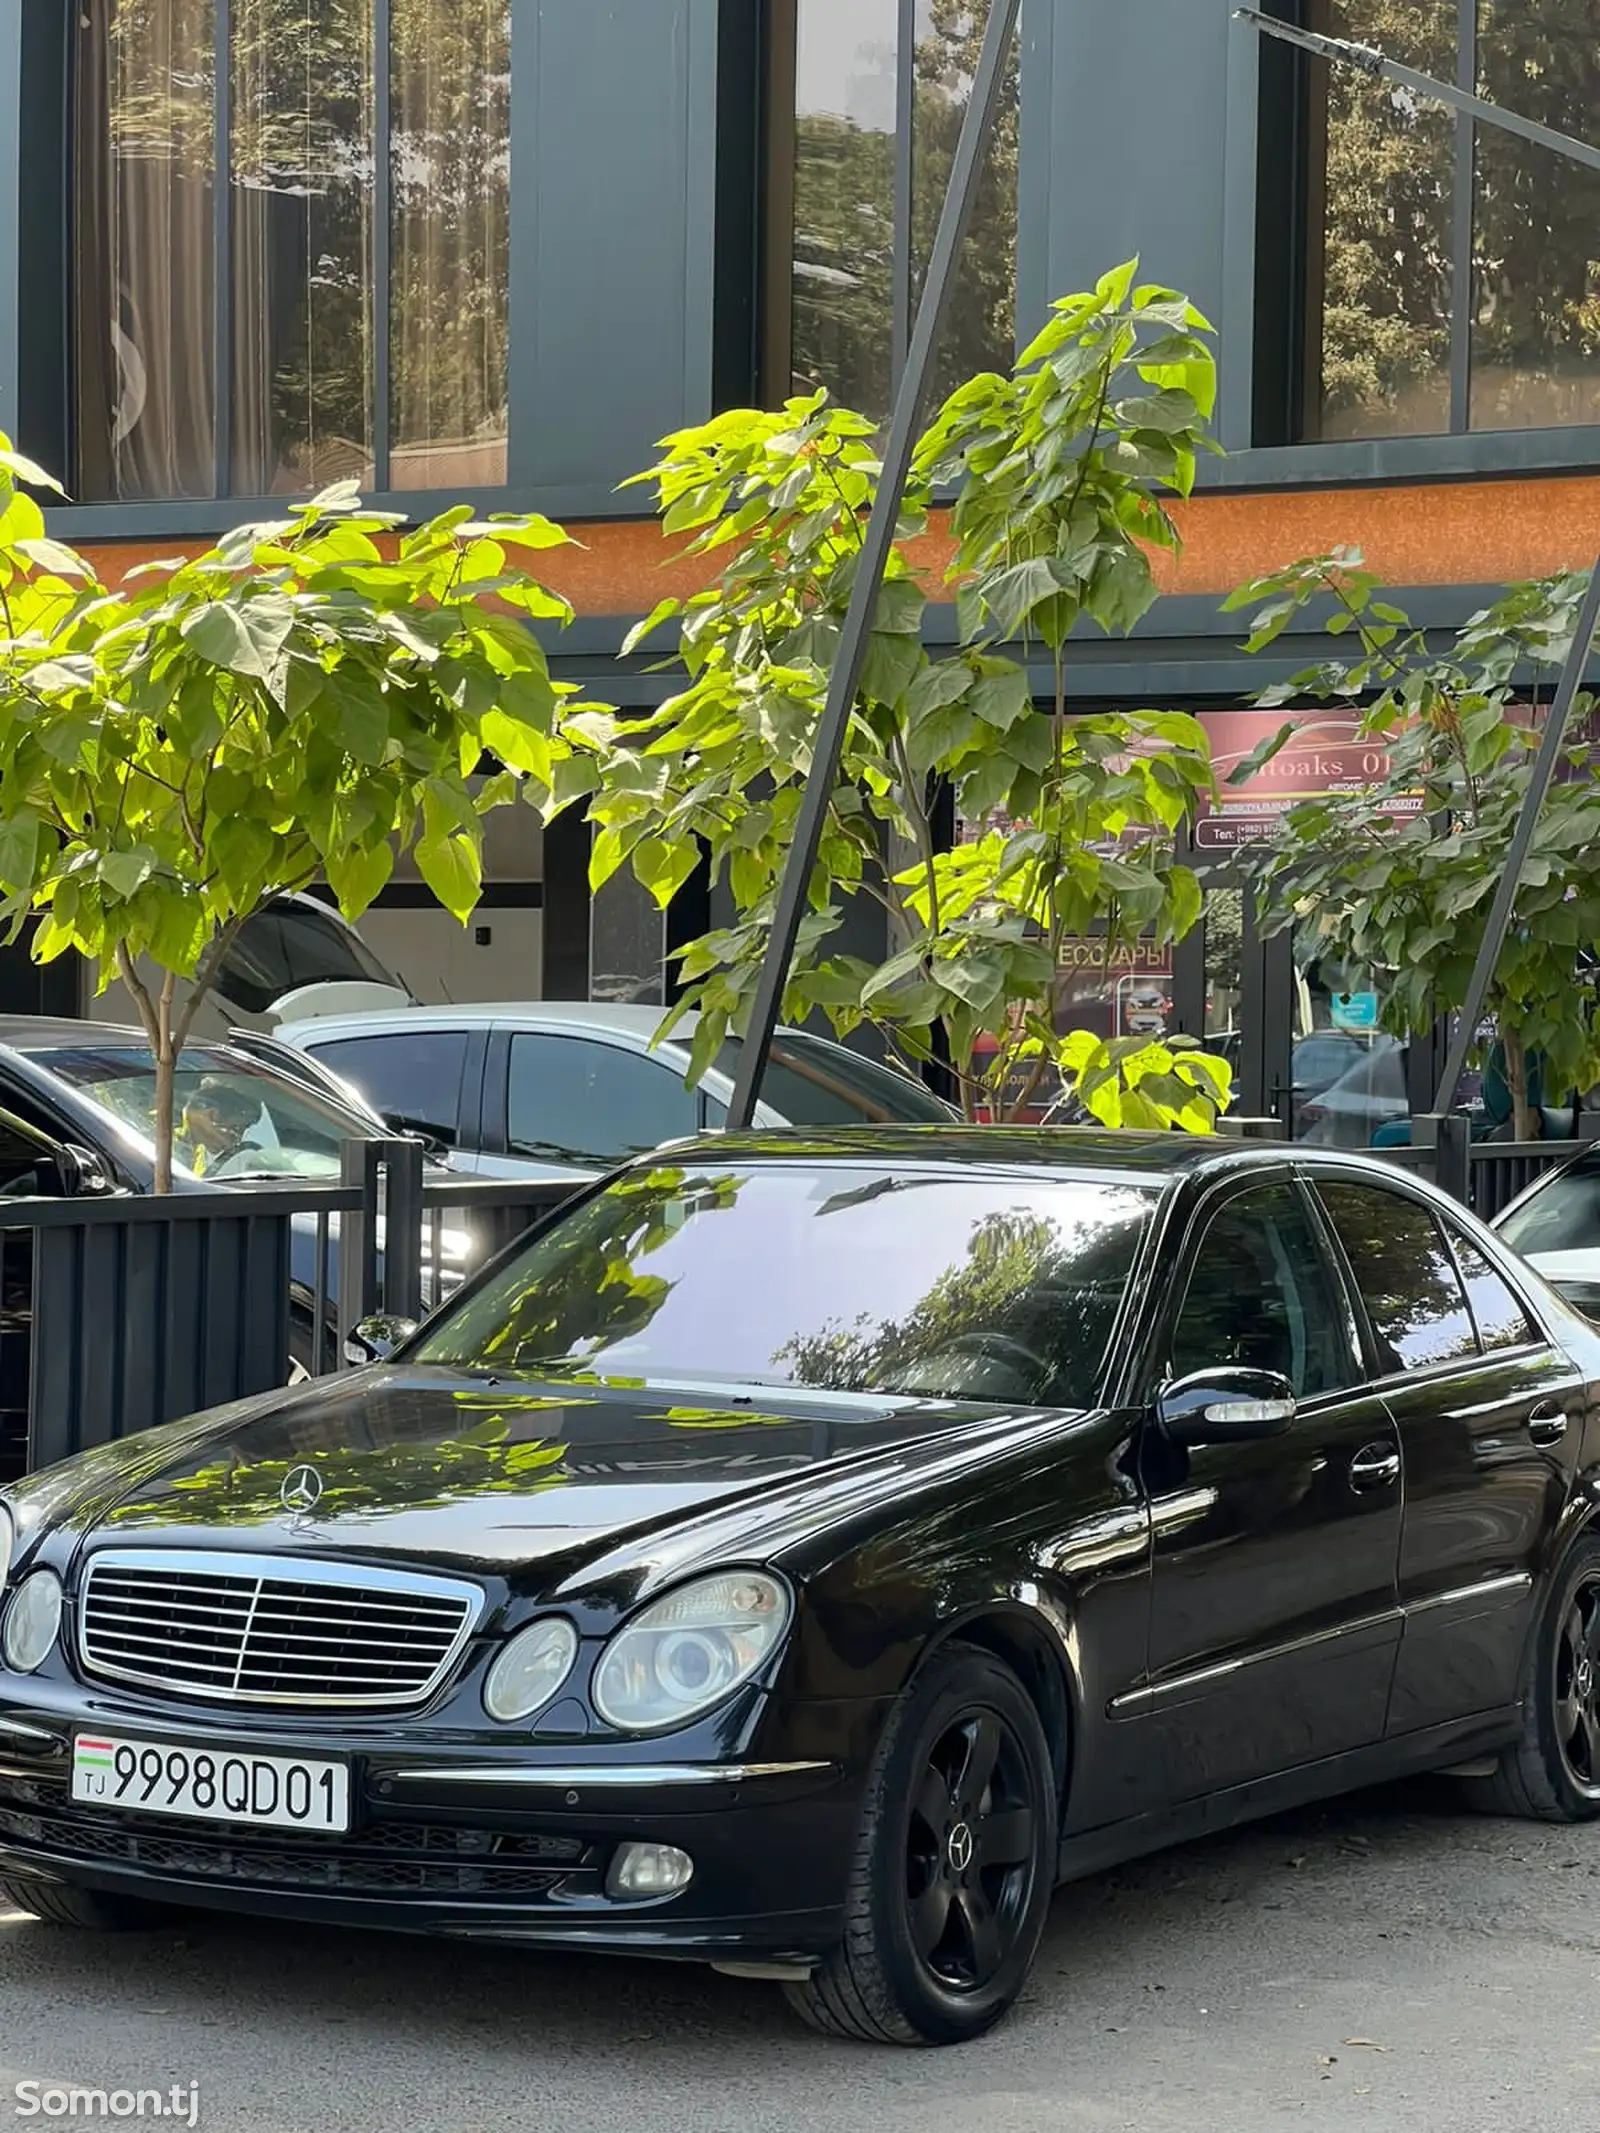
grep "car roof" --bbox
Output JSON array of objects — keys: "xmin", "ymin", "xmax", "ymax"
[
  {"xmin": 614, "ymin": 1125, "xmax": 1413, "ymax": 1182},
  {"xmin": 281, "ymin": 1001, "xmax": 695, "ymax": 1044},
  {"xmin": 0, "ymin": 1017, "xmax": 157, "ymax": 1048}
]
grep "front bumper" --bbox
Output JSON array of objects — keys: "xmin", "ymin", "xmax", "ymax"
[{"xmin": 0, "ymin": 1685, "xmax": 883, "ymax": 1964}]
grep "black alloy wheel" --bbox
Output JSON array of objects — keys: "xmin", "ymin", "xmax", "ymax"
[
  {"xmin": 1553, "ymin": 1582, "xmax": 1600, "ymax": 1798},
  {"xmin": 1459, "ymin": 1537, "xmax": 1600, "ymax": 1823},
  {"xmin": 905, "ymin": 1707, "xmax": 1037, "ymax": 1993},
  {"xmin": 785, "ymin": 1643, "xmax": 1057, "ymax": 2045}
]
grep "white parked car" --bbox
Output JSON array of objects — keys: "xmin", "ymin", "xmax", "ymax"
[
  {"xmin": 273, "ymin": 1001, "xmax": 956, "ymax": 1181},
  {"xmin": 1494, "ymin": 1146, "xmax": 1600, "ymax": 1318}
]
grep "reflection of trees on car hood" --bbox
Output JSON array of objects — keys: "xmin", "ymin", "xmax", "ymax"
[{"xmin": 105, "ymin": 1387, "xmax": 576, "ymax": 1527}]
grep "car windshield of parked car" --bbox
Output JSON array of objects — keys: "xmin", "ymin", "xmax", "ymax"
[
  {"xmin": 18, "ymin": 1043, "xmax": 383, "ymax": 1181},
  {"xmin": 413, "ymin": 1162, "xmax": 1156, "ymax": 1407},
  {"xmin": 1498, "ymin": 1154, "xmax": 1600, "ymax": 1256}
]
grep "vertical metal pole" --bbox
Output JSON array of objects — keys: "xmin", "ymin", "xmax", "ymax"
[
  {"xmin": 1448, "ymin": 0, "xmax": 1474, "ymax": 434},
  {"xmin": 725, "ymin": 0, "xmax": 1020, "ymax": 1131},
  {"xmin": 1433, "ymin": 559, "xmax": 1600, "ymax": 1112},
  {"xmin": 890, "ymin": 0, "xmax": 916, "ymax": 390},
  {"xmin": 213, "ymin": 0, "xmax": 233, "ymax": 497},
  {"xmin": 372, "ymin": 0, "xmax": 392, "ymax": 492}
]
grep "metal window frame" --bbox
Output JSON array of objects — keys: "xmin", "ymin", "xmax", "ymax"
[
  {"xmin": 74, "ymin": 0, "xmax": 425, "ymax": 506},
  {"xmin": 1255, "ymin": 3, "xmax": 1600, "ymax": 448}
]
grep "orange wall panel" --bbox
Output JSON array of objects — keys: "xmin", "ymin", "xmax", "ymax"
[{"xmin": 71, "ymin": 473, "xmax": 1600, "ymax": 621}]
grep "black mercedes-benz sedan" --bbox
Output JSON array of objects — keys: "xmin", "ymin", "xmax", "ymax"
[{"xmin": 2, "ymin": 1129, "xmax": 1599, "ymax": 2046}]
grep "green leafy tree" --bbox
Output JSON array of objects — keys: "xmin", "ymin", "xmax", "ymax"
[
  {"xmin": 1228, "ymin": 550, "xmax": 1600, "ymax": 1137},
  {"xmin": 546, "ymin": 265, "xmax": 1232, "ymax": 1131},
  {"xmin": 0, "ymin": 441, "xmax": 576, "ymax": 1186}
]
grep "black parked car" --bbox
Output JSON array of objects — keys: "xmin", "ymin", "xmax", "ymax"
[
  {"xmin": 1, "ymin": 1130, "xmax": 1598, "ymax": 2045},
  {"xmin": 0, "ymin": 1018, "xmax": 444, "ymax": 1477}
]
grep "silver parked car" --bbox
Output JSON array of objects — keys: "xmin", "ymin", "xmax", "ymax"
[
  {"xmin": 274, "ymin": 1002, "xmax": 956, "ymax": 1180},
  {"xmin": 1495, "ymin": 1145, "xmax": 1600, "ymax": 1319}
]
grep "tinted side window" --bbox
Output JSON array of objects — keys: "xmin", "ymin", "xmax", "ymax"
[
  {"xmin": 309, "ymin": 1034, "xmax": 467, "ymax": 1146},
  {"xmin": 508, "ymin": 1036, "xmax": 698, "ymax": 1165},
  {"xmin": 1318, "ymin": 1183, "xmax": 1478, "ymax": 1373},
  {"xmin": 0, "ymin": 1117, "xmax": 51, "ymax": 1196},
  {"xmin": 1173, "ymin": 1182, "xmax": 1355, "ymax": 1398},
  {"xmin": 1446, "ymin": 1229, "xmax": 1540, "ymax": 1354}
]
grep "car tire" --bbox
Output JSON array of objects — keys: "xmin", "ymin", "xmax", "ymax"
[
  {"xmin": 0, "ymin": 1876, "xmax": 174, "ymax": 1931},
  {"xmin": 783, "ymin": 1642, "xmax": 1057, "ymax": 2046},
  {"xmin": 1458, "ymin": 1537, "xmax": 1600, "ymax": 1823},
  {"xmin": 287, "ymin": 1305, "xmax": 337, "ymax": 1384}
]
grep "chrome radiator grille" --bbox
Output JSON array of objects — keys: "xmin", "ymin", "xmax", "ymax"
[{"xmin": 78, "ymin": 1551, "xmax": 482, "ymax": 1709}]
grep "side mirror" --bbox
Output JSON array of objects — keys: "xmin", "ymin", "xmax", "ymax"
[
  {"xmin": 1156, "ymin": 1368, "xmax": 1296, "ymax": 1446},
  {"xmin": 344, "ymin": 1312, "xmax": 420, "ymax": 1367},
  {"xmin": 59, "ymin": 1145, "xmax": 116, "ymax": 1196}
]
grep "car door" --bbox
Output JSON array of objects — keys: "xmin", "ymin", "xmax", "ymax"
[
  {"xmin": 1134, "ymin": 1175, "xmax": 1403, "ymax": 1804},
  {"xmin": 298, "ymin": 1028, "xmax": 475, "ymax": 1164},
  {"xmin": 1313, "ymin": 1176, "xmax": 1585, "ymax": 1734},
  {"xmin": 491, "ymin": 1030, "xmax": 703, "ymax": 1178}
]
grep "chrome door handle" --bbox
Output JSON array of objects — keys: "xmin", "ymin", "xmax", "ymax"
[
  {"xmin": 1528, "ymin": 1404, "xmax": 1570, "ymax": 1447},
  {"xmin": 1349, "ymin": 1444, "xmax": 1401, "ymax": 1492}
]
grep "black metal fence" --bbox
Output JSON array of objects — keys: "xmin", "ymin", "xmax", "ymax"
[
  {"xmin": 4, "ymin": 1119, "xmax": 1596, "ymax": 1483},
  {"xmin": 2, "ymin": 1146, "xmax": 580, "ymax": 1483}
]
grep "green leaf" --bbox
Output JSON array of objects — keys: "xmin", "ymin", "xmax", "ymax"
[
  {"xmin": 179, "ymin": 595, "xmax": 296, "ymax": 679},
  {"xmin": 873, "ymin": 578, "xmax": 927, "ymax": 635},
  {"xmin": 1114, "ymin": 388, "xmax": 1199, "ymax": 434},
  {"xmin": 480, "ymin": 709, "xmax": 553, "ymax": 782},
  {"xmin": 622, "ymin": 598, "xmax": 682, "ymax": 657},
  {"xmin": 325, "ymin": 838, "xmax": 395, "ymax": 918},
  {"xmin": 979, "ymin": 556, "xmax": 1065, "ymax": 640},
  {"xmin": 328, "ymin": 676, "xmax": 390, "ymax": 766},
  {"xmin": 0, "ymin": 813, "xmax": 40, "ymax": 894},
  {"xmin": 859, "ymin": 628, "xmax": 924, "ymax": 707},
  {"xmin": 967, "ymin": 665, "xmax": 1033, "ymax": 730},
  {"xmin": 414, "ymin": 832, "xmax": 482, "ymax": 924}
]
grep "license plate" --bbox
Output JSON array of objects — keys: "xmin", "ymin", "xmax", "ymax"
[{"xmin": 71, "ymin": 1733, "xmax": 350, "ymax": 1833}]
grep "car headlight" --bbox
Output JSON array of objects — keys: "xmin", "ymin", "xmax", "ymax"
[
  {"xmin": 592, "ymin": 1571, "xmax": 791, "ymax": 1734},
  {"xmin": 483, "ymin": 1617, "xmax": 579, "ymax": 1724},
  {"xmin": 2, "ymin": 1569, "xmax": 62, "ymax": 1674},
  {"xmin": 0, "ymin": 1503, "xmax": 12, "ymax": 1591}
]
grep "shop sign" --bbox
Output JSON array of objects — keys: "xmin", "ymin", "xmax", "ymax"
[{"xmin": 1194, "ymin": 710, "xmax": 1421, "ymax": 851}]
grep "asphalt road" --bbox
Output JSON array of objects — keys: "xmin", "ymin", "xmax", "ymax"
[{"xmin": 4, "ymin": 1780, "xmax": 1599, "ymax": 2132}]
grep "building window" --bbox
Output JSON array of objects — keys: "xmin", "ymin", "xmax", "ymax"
[
  {"xmin": 71, "ymin": 0, "xmax": 509, "ymax": 504},
  {"xmin": 770, "ymin": 0, "xmax": 1019, "ymax": 423},
  {"xmin": 1300, "ymin": 0, "xmax": 1600, "ymax": 442}
]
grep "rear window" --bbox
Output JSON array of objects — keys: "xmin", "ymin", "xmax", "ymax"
[
  {"xmin": 1498, "ymin": 1155, "xmax": 1600, "ymax": 1256},
  {"xmin": 213, "ymin": 903, "xmax": 399, "ymax": 1017},
  {"xmin": 710, "ymin": 1033, "xmax": 952, "ymax": 1127}
]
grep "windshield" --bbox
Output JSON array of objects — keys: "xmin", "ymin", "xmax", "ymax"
[
  {"xmin": 1499, "ymin": 1154, "xmax": 1600, "ymax": 1256},
  {"xmin": 711, "ymin": 1033, "xmax": 954, "ymax": 1126},
  {"xmin": 413, "ymin": 1161, "xmax": 1155, "ymax": 1408},
  {"xmin": 22, "ymin": 1043, "xmax": 383, "ymax": 1182}
]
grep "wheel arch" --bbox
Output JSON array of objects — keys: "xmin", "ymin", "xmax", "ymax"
[{"xmin": 920, "ymin": 1600, "xmax": 1077, "ymax": 1817}]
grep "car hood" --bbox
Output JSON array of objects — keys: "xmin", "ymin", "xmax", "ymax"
[{"xmin": 36, "ymin": 1367, "xmax": 1071, "ymax": 1602}]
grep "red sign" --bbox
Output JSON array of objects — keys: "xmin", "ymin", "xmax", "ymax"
[{"xmin": 1194, "ymin": 710, "xmax": 1421, "ymax": 851}]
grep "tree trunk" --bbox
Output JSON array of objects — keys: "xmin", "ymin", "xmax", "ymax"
[
  {"xmin": 1504, "ymin": 1026, "xmax": 1539, "ymax": 1142},
  {"xmin": 152, "ymin": 1035, "xmax": 175, "ymax": 1192}
]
